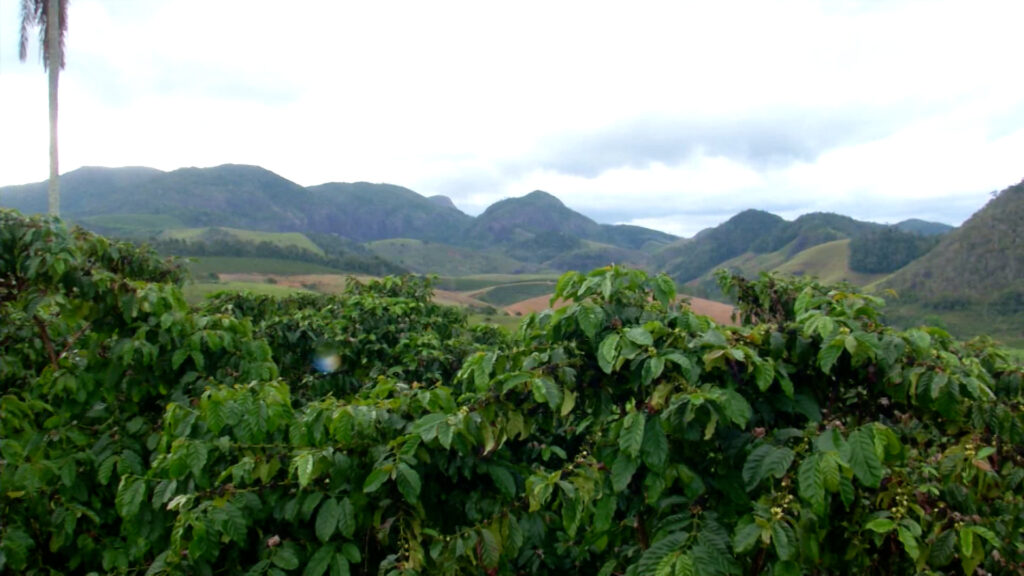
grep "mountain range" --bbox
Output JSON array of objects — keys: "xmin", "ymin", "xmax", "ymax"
[{"xmin": 4, "ymin": 164, "xmax": 1020, "ymax": 345}]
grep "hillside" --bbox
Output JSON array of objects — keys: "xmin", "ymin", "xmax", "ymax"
[
  {"xmin": 653, "ymin": 209, "xmax": 788, "ymax": 283},
  {"xmin": 895, "ymin": 218, "xmax": 954, "ymax": 236},
  {"xmin": 305, "ymin": 182, "xmax": 473, "ymax": 243},
  {"xmin": 879, "ymin": 181, "xmax": 1024, "ymax": 345},
  {"xmin": 684, "ymin": 238, "xmax": 888, "ymax": 299},
  {"xmin": 466, "ymin": 190, "xmax": 603, "ymax": 245},
  {"xmin": 884, "ymin": 180, "xmax": 1024, "ymax": 300},
  {"xmin": 366, "ymin": 239, "xmax": 541, "ymax": 276},
  {"xmin": 0, "ymin": 166, "xmax": 676, "ymax": 268}
]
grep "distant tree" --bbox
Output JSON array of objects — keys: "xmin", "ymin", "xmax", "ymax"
[{"xmin": 19, "ymin": 0, "xmax": 68, "ymax": 216}]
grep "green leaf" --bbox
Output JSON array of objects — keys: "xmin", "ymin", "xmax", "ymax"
[
  {"xmin": 410, "ymin": 413, "xmax": 446, "ymax": 443},
  {"xmin": 838, "ymin": 475, "xmax": 855, "ymax": 508},
  {"xmin": 316, "ymin": 498, "xmax": 340, "ymax": 543},
  {"xmin": 363, "ymin": 466, "xmax": 390, "ymax": 494},
  {"xmin": 653, "ymin": 275, "xmax": 676, "ymax": 309},
  {"xmin": 577, "ymin": 303, "xmax": 605, "ymax": 342},
  {"xmin": 959, "ymin": 526, "xmax": 973, "ymax": 558},
  {"xmin": 115, "ymin": 476, "xmax": 146, "ymax": 518},
  {"xmin": 716, "ymin": 388, "xmax": 752, "ymax": 428},
  {"xmin": 773, "ymin": 561, "xmax": 801, "ymax": 576},
  {"xmin": 642, "ymin": 356, "xmax": 665, "ymax": 387},
  {"xmin": 98, "ymin": 455, "xmax": 117, "ymax": 485},
  {"xmin": 625, "ymin": 327, "xmax": 654, "ymax": 346},
  {"xmin": 637, "ymin": 533, "xmax": 686, "ymax": 576},
  {"xmin": 295, "ymin": 451, "xmax": 315, "ymax": 489},
  {"xmin": 337, "ymin": 498, "xmax": 355, "ymax": 539},
  {"xmin": 598, "ymin": 333, "xmax": 621, "ymax": 374},
  {"xmin": 171, "ymin": 348, "xmax": 188, "ymax": 370},
  {"xmin": 330, "ymin": 554, "xmax": 350, "ymax": 576},
  {"xmin": 864, "ymin": 518, "xmax": 895, "ymax": 533},
  {"xmin": 818, "ymin": 340, "xmax": 844, "ymax": 373},
  {"xmin": 798, "ymin": 454, "xmax": 826, "ymax": 515},
  {"xmin": 272, "ymin": 544, "xmax": 300, "ymax": 570},
  {"xmin": 539, "ymin": 376, "xmax": 562, "ymax": 412},
  {"xmin": 732, "ymin": 518, "xmax": 762, "ymax": 554},
  {"xmin": 619, "ymin": 412, "xmax": 646, "ymax": 458},
  {"xmin": 303, "ymin": 544, "xmax": 334, "ymax": 576},
  {"xmin": 847, "ymin": 427, "xmax": 884, "ymax": 488},
  {"xmin": 753, "ymin": 358, "xmax": 774, "ymax": 392},
  {"xmin": 771, "ymin": 521, "xmax": 796, "ymax": 561},
  {"xmin": 897, "ymin": 526, "xmax": 920, "ymax": 560},
  {"xmin": 611, "ymin": 453, "xmax": 639, "ymax": 492},
  {"xmin": 560, "ymin": 388, "xmax": 577, "ymax": 417},
  {"xmin": 340, "ymin": 542, "xmax": 361, "ymax": 563},
  {"xmin": 395, "ymin": 463, "xmax": 421, "ymax": 504},
  {"xmin": 928, "ymin": 529, "xmax": 956, "ymax": 567},
  {"xmin": 480, "ymin": 528, "xmax": 500, "ymax": 569},
  {"xmin": 437, "ymin": 419, "xmax": 454, "ymax": 449},
  {"xmin": 488, "ymin": 465, "xmax": 517, "ymax": 499},
  {"xmin": 641, "ymin": 417, "xmax": 669, "ymax": 471},
  {"xmin": 742, "ymin": 444, "xmax": 795, "ymax": 491}
]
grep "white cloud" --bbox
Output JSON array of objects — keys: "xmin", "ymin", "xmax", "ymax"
[{"xmin": 2, "ymin": 0, "xmax": 1023, "ymax": 236}]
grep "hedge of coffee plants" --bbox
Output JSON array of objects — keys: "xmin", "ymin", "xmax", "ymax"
[{"xmin": 2, "ymin": 208, "xmax": 1023, "ymax": 575}]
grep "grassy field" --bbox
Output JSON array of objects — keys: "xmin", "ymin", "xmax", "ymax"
[
  {"xmin": 476, "ymin": 282, "xmax": 559, "ymax": 306},
  {"xmin": 686, "ymin": 239, "xmax": 890, "ymax": 298},
  {"xmin": 367, "ymin": 239, "xmax": 540, "ymax": 276},
  {"xmin": 467, "ymin": 313, "xmax": 523, "ymax": 330},
  {"xmin": 76, "ymin": 213, "xmax": 186, "ymax": 237},
  {"xmin": 773, "ymin": 240, "xmax": 890, "ymax": 286},
  {"xmin": 183, "ymin": 281, "xmax": 312, "ymax": 304},
  {"xmin": 161, "ymin": 227, "xmax": 324, "ymax": 255},
  {"xmin": 883, "ymin": 300, "xmax": 1024, "ymax": 350},
  {"xmin": 434, "ymin": 273, "xmax": 561, "ymax": 291},
  {"xmin": 187, "ymin": 257, "xmax": 344, "ymax": 277}
]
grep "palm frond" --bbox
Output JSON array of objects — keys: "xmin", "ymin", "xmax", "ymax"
[{"xmin": 18, "ymin": 0, "xmax": 68, "ymax": 69}]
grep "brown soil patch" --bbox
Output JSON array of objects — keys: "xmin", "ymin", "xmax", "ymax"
[{"xmin": 687, "ymin": 297, "xmax": 737, "ymax": 325}]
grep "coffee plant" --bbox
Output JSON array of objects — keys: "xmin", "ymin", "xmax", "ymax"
[{"xmin": 1, "ymin": 209, "xmax": 1022, "ymax": 575}]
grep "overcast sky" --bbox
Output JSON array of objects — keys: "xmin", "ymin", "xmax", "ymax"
[{"xmin": 2, "ymin": 0, "xmax": 1022, "ymax": 237}]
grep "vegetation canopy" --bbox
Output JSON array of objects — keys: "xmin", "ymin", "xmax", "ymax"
[{"xmin": 2, "ymin": 209, "xmax": 1023, "ymax": 575}]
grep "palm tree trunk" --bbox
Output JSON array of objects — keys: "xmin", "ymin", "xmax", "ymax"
[{"xmin": 46, "ymin": 0, "xmax": 60, "ymax": 217}]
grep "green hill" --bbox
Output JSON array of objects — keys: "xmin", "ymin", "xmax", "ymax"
[
  {"xmin": 751, "ymin": 212, "xmax": 882, "ymax": 255},
  {"xmin": 884, "ymin": 181, "xmax": 1024, "ymax": 300},
  {"xmin": 894, "ymin": 218, "xmax": 954, "ymax": 236},
  {"xmin": 1, "ymin": 166, "xmax": 678, "ymax": 268},
  {"xmin": 160, "ymin": 227, "xmax": 325, "ymax": 255},
  {"xmin": 306, "ymin": 182, "xmax": 473, "ymax": 243},
  {"xmin": 773, "ymin": 239, "xmax": 888, "ymax": 286},
  {"xmin": 366, "ymin": 239, "xmax": 540, "ymax": 276},
  {"xmin": 654, "ymin": 209, "xmax": 788, "ymax": 283},
  {"xmin": 881, "ymin": 180, "xmax": 1024, "ymax": 345},
  {"xmin": 685, "ymin": 239, "xmax": 888, "ymax": 298},
  {"xmin": 466, "ymin": 191, "xmax": 602, "ymax": 245}
]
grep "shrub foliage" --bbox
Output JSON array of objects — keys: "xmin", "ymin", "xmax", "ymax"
[{"xmin": 2, "ymin": 209, "xmax": 1023, "ymax": 575}]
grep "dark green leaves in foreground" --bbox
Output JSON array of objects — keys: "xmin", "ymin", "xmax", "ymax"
[{"xmin": 3, "ymin": 212, "xmax": 1022, "ymax": 576}]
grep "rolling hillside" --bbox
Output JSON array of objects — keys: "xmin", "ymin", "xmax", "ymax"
[
  {"xmin": 0, "ymin": 166, "xmax": 676, "ymax": 270},
  {"xmin": 880, "ymin": 180, "xmax": 1024, "ymax": 345}
]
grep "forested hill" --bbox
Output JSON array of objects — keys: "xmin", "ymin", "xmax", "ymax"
[
  {"xmin": 1, "ymin": 163, "xmax": 960, "ymax": 282},
  {"xmin": 884, "ymin": 180, "xmax": 1024, "ymax": 302},
  {"xmin": 0, "ymin": 165, "xmax": 677, "ymax": 256}
]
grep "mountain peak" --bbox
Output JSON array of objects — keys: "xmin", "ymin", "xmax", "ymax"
[{"xmin": 428, "ymin": 195, "xmax": 459, "ymax": 211}]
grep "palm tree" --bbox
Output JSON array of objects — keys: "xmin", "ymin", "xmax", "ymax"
[{"xmin": 19, "ymin": 0, "xmax": 68, "ymax": 217}]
